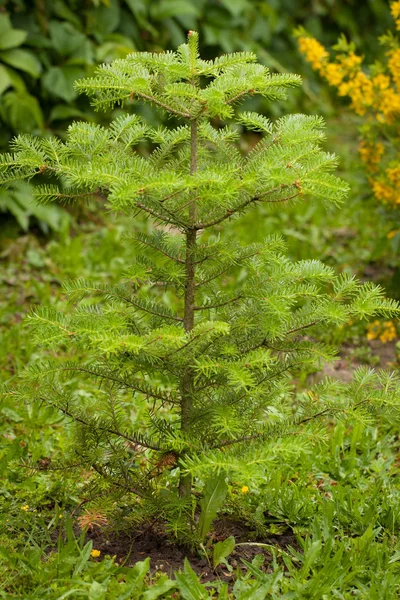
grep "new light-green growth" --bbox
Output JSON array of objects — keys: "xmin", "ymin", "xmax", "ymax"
[{"xmin": 2, "ymin": 32, "xmax": 399, "ymax": 541}]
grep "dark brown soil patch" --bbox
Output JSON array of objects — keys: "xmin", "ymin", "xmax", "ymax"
[{"xmin": 85, "ymin": 517, "xmax": 296, "ymax": 583}]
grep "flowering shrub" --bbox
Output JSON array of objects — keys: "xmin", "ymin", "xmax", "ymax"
[
  {"xmin": 367, "ymin": 320, "xmax": 398, "ymax": 344},
  {"xmin": 297, "ymin": 1, "xmax": 400, "ymax": 208}
]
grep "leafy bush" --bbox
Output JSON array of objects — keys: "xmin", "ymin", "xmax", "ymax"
[{"xmin": 2, "ymin": 32, "xmax": 399, "ymax": 544}]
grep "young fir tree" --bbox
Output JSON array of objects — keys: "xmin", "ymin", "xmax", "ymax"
[{"xmin": 2, "ymin": 32, "xmax": 399, "ymax": 540}]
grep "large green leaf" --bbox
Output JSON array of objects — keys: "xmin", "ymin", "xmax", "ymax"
[
  {"xmin": 91, "ymin": 0, "xmax": 121, "ymax": 35},
  {"xmin": 213, "ymin": 536, "xmax": 235, "ymax": 568},
  {"xmin": 49, "ymin": 21, "xmax": 87, "ymax": 56},
  {"xmin": 219, "ymin": 0, "xmax": 250, "ymax": 17},
  {"xmin": 142, "ymin": 576, "xmax": 176, "ymax": 599},
  {"xmin": 0, "ymin": 29, "xmax": 27, "ymax": 50},
  {"xmin": 0, "ymin": 193, "xmax": 29, "ymax": 230},
  {"xmin": 198, "ymin": 472, "xmax": 228, "ymax": 541},
  {"xmin": 5, "ymin": 65, "xmax": 26, "ymax": 93},
  {"xmin": 88, "ymin": 581, "xmax": 106, "ymax": 600},
  {"xmin": 42, "ymin": 66, "xmax": 83, "ymax": 102},
  {"xmin": 151, "ymin": 0, "xmax": 200, "ymax": 20},
  {"xmin": 72, "ymin": 542, "xmax": 93, "ymax": 577},
  {"xmin": 125, "ymin": 557, "xmax": 151, "ymax": 594},
  {"xmin": 0, "ymin": 182, "xmax": 68, "ymax": 232},
  {"xmin": 49, "ymin": 104, "xmax": 87, "ymax": 122},
  {"xmin": 2, "ymin": 91, "xmax": 43, "ymax": 131},
  {"xmin": 0, "ymin": 64, "xmax": 11, "ymax": 95},
  {"xmin": 0, "ymin": 49, "xmax": 41, "ymax": 78},
  {"xmin": 0, "ymin": 14, "xmax": 12, "ymax": 36},
  {"xmin": 175, "ymin": 559, "xmax": 209, "ymax": 600}
]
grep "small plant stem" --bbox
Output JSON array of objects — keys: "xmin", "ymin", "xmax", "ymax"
[{"xmin": 179, "ymin": 118, "xmax": 198, "ymax": 497}]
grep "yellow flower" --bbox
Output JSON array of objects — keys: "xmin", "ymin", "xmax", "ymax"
[
  {"xmin": 370, "ymin": 178, "xmax": 398, "ymax": 204},
  {"xmin": 378, "ymin": 88, "xmax": 400, "ymax": 122},
  {"xmin": 241, "ymin": 485, "xmax": 249, "ymax": 494},
  {"xmin": 372, "ymin": 73, "xmax": 390, "ymax": 91},
  {"xmin": 20, "ymin": 505, "xmax": 29, "ymax": 511},
  {"xmin": 366, "ymin": 320, "xmax": 382, "ymax": 341},
  {"xmin": 349, "ymin": 72, "xmax": 374, "ymax": 115},
  {"xmin": 91, "ymin": 549, "xmax": 101, "ymax": 558},
  {"xmin": 338, "ymin": 51, "xmax": 362, "ymax": 71},
  {"xmin": 391, "ymin": 0, "xmax": 400, "ymax": 29},
  {"xmin": 388, "ymin": 49, "xmax": 400, "ymax": 90},
  {"xmin": 337, "ymin": 71, "xmax": 374, "ymax": 115},
  {"xmin": 380, "ymin": 321, "xmax": 397, "ymax": 343},
  {"xmin": 359, "ymin": 141, "xmax": 384, "ymax": 173},
  {"xmin": 366, "ymin": 320, "xmax": 398, "ymax": 343},
  {"xmin": 323, "ymin": 62, "xmax": 344, "ymax": 87},
  {"xmin": 387, "ymin": 229, "xmax": 400, "ymax": 238},
  {"xmin": 298, "ymin": 37, "xmax": 328, "ymax": 71}
]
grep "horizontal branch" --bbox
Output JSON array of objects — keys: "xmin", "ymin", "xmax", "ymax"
[
  {"xmin": 135, "ymin": 201, "xmax": 188, "ymax": 230},
  {"xmin": 193, "ymin": 296, "xmax": 243, "ymax": 311},
  {"xmin": 134, "ymin": 237, "xmax": 185, "ymax": 265},
  {"xmin": 166, "ymin": 327, "xmax": 215, "ymax": 358},
  {"xmin": 58, "ymin": 365, "xmax": 178, "ymax": 404},
  {"xmin": 43, "ymin": 398, "xmax": 165, "ymax": 452},
  {"xmin": 285, "ymin": 320, "xmax": 321, "ymax": 335},
  {"xmin": 225, "ymin": 89, "xmax": 253, "ymax": 105},
  {"xmin": 196, "ymin": 252, "xmax": 259, "ymax": 288},
  {"xmin": 129, "ymin": 298, "xmax": 183, "ymax": 322},
  {"xmin": 134, "ymin": 91, "xmax": 190, "ymax": 119},
  {"xmin": 194, "ymin": 184, "xmax": 294, "ymax": 230},
  {"xmin": 89, "ymin": 460, "xmax": 147, "ymax": 499}
]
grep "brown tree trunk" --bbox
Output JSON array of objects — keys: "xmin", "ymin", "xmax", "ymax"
[{"xmin": 179, "ymin": 118, "xmax": 198, "ymax": 497}]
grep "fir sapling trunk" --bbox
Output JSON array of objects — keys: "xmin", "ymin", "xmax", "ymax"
[{"xmin": 179, "ymin": 118, "xmax": 198, "ymax": 497}]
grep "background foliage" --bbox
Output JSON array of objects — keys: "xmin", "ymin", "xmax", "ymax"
[{"xmin": 0, "ymin": 0, "xmax": 393, "ymax": 233}]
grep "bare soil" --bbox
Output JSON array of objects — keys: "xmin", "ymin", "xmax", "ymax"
[{"xmin": 85, "ymin": 517, "xmax": 296, "ymax": 582}]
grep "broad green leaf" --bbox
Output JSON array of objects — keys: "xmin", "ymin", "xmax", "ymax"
[
  {"xmin": 52, "ymin": 0, "xmax": 82, "ymax": 28},
  {"xmin": 0, "ymin": 29, "xmax": 27, "ymax": 50},
  {"xmin": 92, "ymin": 0, "xmax": 121, "ymax": 35},
  {"xmin": 213, "ymin": 536, "xmax": 235, "ymax": 567},
  {"xmin": 151, "ymin": 0, "xmax": 200, "ymax": 20},
  {"xmin": 302, "ymin": 540, "xmax": 322, "ymax": 577},
  {"xmin": 218, "ymin": 585, "xmax": 229, "ymax": 599},
  {"xmin": 389, "ymin": 551, "xmax": 400, "ymax": 564},
  {"xmin": 0, "ymin": 64, "xmax": 11, "ymax": 95},
  {"xmin": 96, "ymin": 38, "xmax": 135, "ymax": 62},
  {"xmin": 50, "ymin": 104, "xmax": 87, "ymax": 122},
  {"xmin": 88, "ymin": 581, "xmax": 106, "ymax": 600},
  {"xmin": 49, "ymin": 21, "xmax": 86, "ymax": 56},
  {"xmin": 124, "ymin": 0, "xmax": 158, "ymax": 35},
  {"xmin": 2, "ymin": 91, "xmax": 44, "ymax": 131},
  {"xmin": 0, "ymin": 49, "xmax": 41, "ymax": 77},
  {"xmin": 128, "ymin": 557, "xmax": 150, "ymax": 588},
  {"xmin": 72, "ymin": 541, "xmax": 93, "ymax": 576},
  {"xmin": 5, "ymin": 65, "xmax": 26, "ymax": 92},
  {"xmin": 175, "ymin": 559, "xmax": 209, "ymax": 600},
  {"xmin": 0, "ymin": 14, "xmax": 12, "ymax": 36},
  {"xmin": 235, "ymin": 582, "xmax": 275, "ymax": 599},
  {"xmin": 198, "ymin": 472, "xmax": 228, "ymax": 540},
  {"xmin": 219, "ymin": 0, "xmax": 250, "ymax": 17},
  {"xmin": 0, "ymin": 195, "xmax": 29, "ymax": 230},
  {"xmin": 43, "ymin": 66, "xmax": 83, "ymax": 101},
  {"xmin": 142, "ymin": 576, "xmax": 176, "ymax": 599}
]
